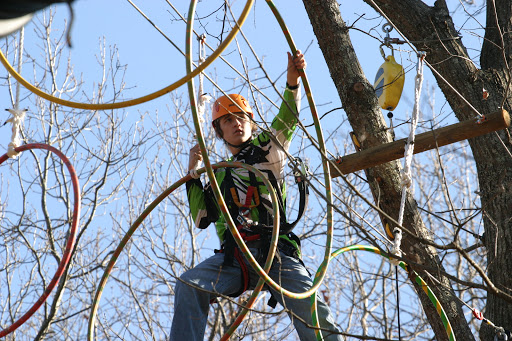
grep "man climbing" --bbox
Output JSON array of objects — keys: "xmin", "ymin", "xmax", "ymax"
[{"xmin": 170, "ymin": 50, "xmax": 342, "ymax": 341}]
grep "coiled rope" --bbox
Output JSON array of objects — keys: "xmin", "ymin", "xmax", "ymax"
[
  {"xmin": 89, "ymin": 1, "xmax": 334, "ymax": 339},
  {"xmin": 0, "ymin": 143, "xmax": 81, "ymax": 338},
  {"xmin": 0, "ymin": 0, "xmax": 254, "ymax": 110},
  {"xmin": 311, "ymin": 245, "xmax": 456, "ymax": 341}
]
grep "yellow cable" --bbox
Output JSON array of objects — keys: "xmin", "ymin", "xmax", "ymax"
[{"xmin": 0, "ymin": 0, "xmax": 254, "ymax": 110}]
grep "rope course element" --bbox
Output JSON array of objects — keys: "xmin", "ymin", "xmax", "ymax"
[
  {"xmin": 185, "ymin": 1, "xmax": 334, "ymax": 338},
  {"xmin": 392, "ymin": 51, "xmax": 425, "ymax": 258},
  {"xmin": 470, "ymin": 306, "xmax": 508, "ymax": 340},
  {"xmin": 1, "ymin": 2, "xmax": 509, "ymax": 340},
  {"xmin": 85, "ymin": 0, "xmax": 331, "ymax": 338},
  {"xmin": 311, "ymin": 245, "xmax": 456, "ymax": 341},
  {"xmin": 421, "ymin": 270, "xmax": 509, "ymax": 341},
  {"xmin": 4, "ymin": 27, "xmax": 26, "ymax": 159},
  {"xmin": 86, "ymin": 162, "xmax": 280, "ymax": 341},
  {"xmin": 0, "ymin": 0, "xmax": 254, "ymax": 110},
  {"xmin": 0, "ymin": 143, "xmax": 81, "ymax": 338}
]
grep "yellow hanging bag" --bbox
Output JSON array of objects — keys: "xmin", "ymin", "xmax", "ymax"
[{"xmin": 374, "ymin": 54, "xmax": 405, "ymax": 111}]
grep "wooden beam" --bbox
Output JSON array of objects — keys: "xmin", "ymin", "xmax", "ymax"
[{"xmin": 330, "ymin": 109, "xmax": 510, "ymax": 177}]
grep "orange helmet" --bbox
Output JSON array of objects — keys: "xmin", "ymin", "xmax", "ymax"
[{"xmin": 212, "ymin": 94, "xmax": 253, "ymax": 127}]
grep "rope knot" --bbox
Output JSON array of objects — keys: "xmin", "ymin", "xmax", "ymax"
[
  {"xmin": 389, "ymin": 228, "xmax": 402, "ymax": 266},
  {"xmin": 5, "ymin": 108, "xmax": 27, "ymax": 159},
  {"xmin": 400, "ymin": 170, "xmax": 412, "ymax": 188}
]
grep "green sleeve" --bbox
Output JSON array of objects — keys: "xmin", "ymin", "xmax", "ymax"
[
  {"xmin": 270, "ymin": 88, "xmax": 299, "ymax": 144},
  {"xmin": 186, "ymin": 178, "xmax": 219, "ymax": 229}
]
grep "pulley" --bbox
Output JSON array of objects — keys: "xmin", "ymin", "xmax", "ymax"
[{"xmin": 374, "ymin": 24, "xmax": 405, "ymax": 111}]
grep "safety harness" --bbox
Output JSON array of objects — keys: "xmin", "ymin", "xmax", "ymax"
[{"xmin": 215, "ymin": 157, "xmax": 309, "ymax": 304}]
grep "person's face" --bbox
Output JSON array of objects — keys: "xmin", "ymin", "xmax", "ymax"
[{"xmin": 218, "ymin": 112, "xmax": 253, "ymax": 147}]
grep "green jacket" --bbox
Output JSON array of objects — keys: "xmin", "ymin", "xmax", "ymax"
[{"xmin": 186, "ymin": 87, "xmax": 301, "ymax": 255}]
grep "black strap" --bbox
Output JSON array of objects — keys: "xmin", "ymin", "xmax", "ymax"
[
  {"xmin": 221, "ymin": 169, "xmax": 242, "ymax": 267},
  {"xmin": 279, "ymin": 157, "xmax": 309, "ymax": 234},
  {"xmin": 239, "ymin": 159, "xmax": 309, "ymax": 235},
  {"xmin": 267, "ymin": 294, "xmax": 278, "ymax": 309},
  {"xmin": 223, "ymin": 230, "xmax": 236, "ymax": 267},
  {"xmin": 248, "ymin": 171, "xmax": 272, "ymax": 226},
  {"xmin": 221, "ymin": 159, "xmax": 309, "ymax": 262}
]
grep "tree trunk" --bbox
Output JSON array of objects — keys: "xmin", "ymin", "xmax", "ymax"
[
  {"xmin": 302, "ymin": 1, "xmax": 476, "ymax": 340},
  {"xmin": 360, "ymin": 1, "xmax": 512, "ymax": 339}
]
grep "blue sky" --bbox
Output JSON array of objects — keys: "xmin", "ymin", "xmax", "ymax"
[{"xmin": 0, "ymin": 0, "xmax": 449, "ymax": 153}]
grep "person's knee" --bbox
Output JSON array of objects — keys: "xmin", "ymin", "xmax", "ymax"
[
  {"xmin": 179, "ymin": 270, "xmax": 193, "ymax": 284},
  {"xmin": 175, "ymin": 269, "xmax": 200, "ymax": 295}
]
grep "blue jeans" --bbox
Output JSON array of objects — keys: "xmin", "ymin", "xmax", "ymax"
[{"xmin": 170, "ymin": 249, "xmax": 342, "ymax": 340}]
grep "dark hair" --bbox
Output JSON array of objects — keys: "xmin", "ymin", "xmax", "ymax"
[{"xmin": 213, "ymin": 119, "xmax": 224, "ymax": 139}]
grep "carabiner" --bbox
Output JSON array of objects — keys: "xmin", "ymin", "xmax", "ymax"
[
  {"xmin": 380, "ymin": 23, "xmax": 394, "ymax": 60},
  {"xmin": 494, "ymin": 328, "xmax": 509, "ymax": 341},
  {"xmin": 289, "ymin": 157, "xmax": 308, "ymax": 183}
]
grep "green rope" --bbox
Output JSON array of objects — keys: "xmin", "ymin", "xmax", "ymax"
[{"xmin": 311, "ymin": 245, "xmax": 456, "ymax": 341}]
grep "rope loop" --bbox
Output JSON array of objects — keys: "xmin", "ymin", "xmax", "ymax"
[
  {"xmin": 0, "ymin": 143, "xmax": 81, "ymax": 337},
  {"xmin": 312, "ymin": 245, "xmax": 456, "ymax": 341}
]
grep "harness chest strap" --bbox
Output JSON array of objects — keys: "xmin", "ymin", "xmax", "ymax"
[
  {"xmin": 216, "ymin": 170, "xmax": 260, "ymax": 299},
  {"xmin": 221, "ymin": 168, "xmax": 262, "ymax": 264},
  {"xmin": 215, "ymin": 167, "xmax": 308, "ymax": 303}
]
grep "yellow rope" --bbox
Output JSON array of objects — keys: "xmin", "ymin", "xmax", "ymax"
[{"xmin": 0, "ymin": 0, "xmax": 254, "ymax": 110}]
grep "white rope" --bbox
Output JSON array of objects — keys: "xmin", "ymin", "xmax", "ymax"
[
  {"xmin": 391, "ymin": 52, "xmax": 425, "ymax": 260},
  {"xmin": 190, "ymin": 34, "xmax": 211, "ymax": 177},
  {"xmin": 6, "ymin": 28, "xmax": 26, "ymax": 159},
  {"xmin": 6, "ymin": 109, "xmax": 27, "ymax": 158},
  {"xmin": 197, "ymin": 34, "xmax": 211, "ymax": 128},
  {"xmin": 15, "ymin": 28, "xmax": 24, "ymax": 108}
]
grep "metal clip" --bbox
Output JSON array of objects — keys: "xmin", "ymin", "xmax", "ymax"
[
  {"xmin": 495, "ymin": 333, "xmax": 508, "ymax": 341},
  {"xmin": 494, "ymin": 327, "xmax": 508, "ymax": 341},
  {"xmin": 237, "ymin": 208, "xmax": 255, "ymax": 228},
  {"xmin": 476, "ymin": 115, "xmax": 488, "ymax": 125},
  {"xmin": 380, "ymin": 23, "xmax": 394, "ymax": 59},
  {"xmin": 289, "ymin": 157, "xmax": 308, "ymax": 183}
]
